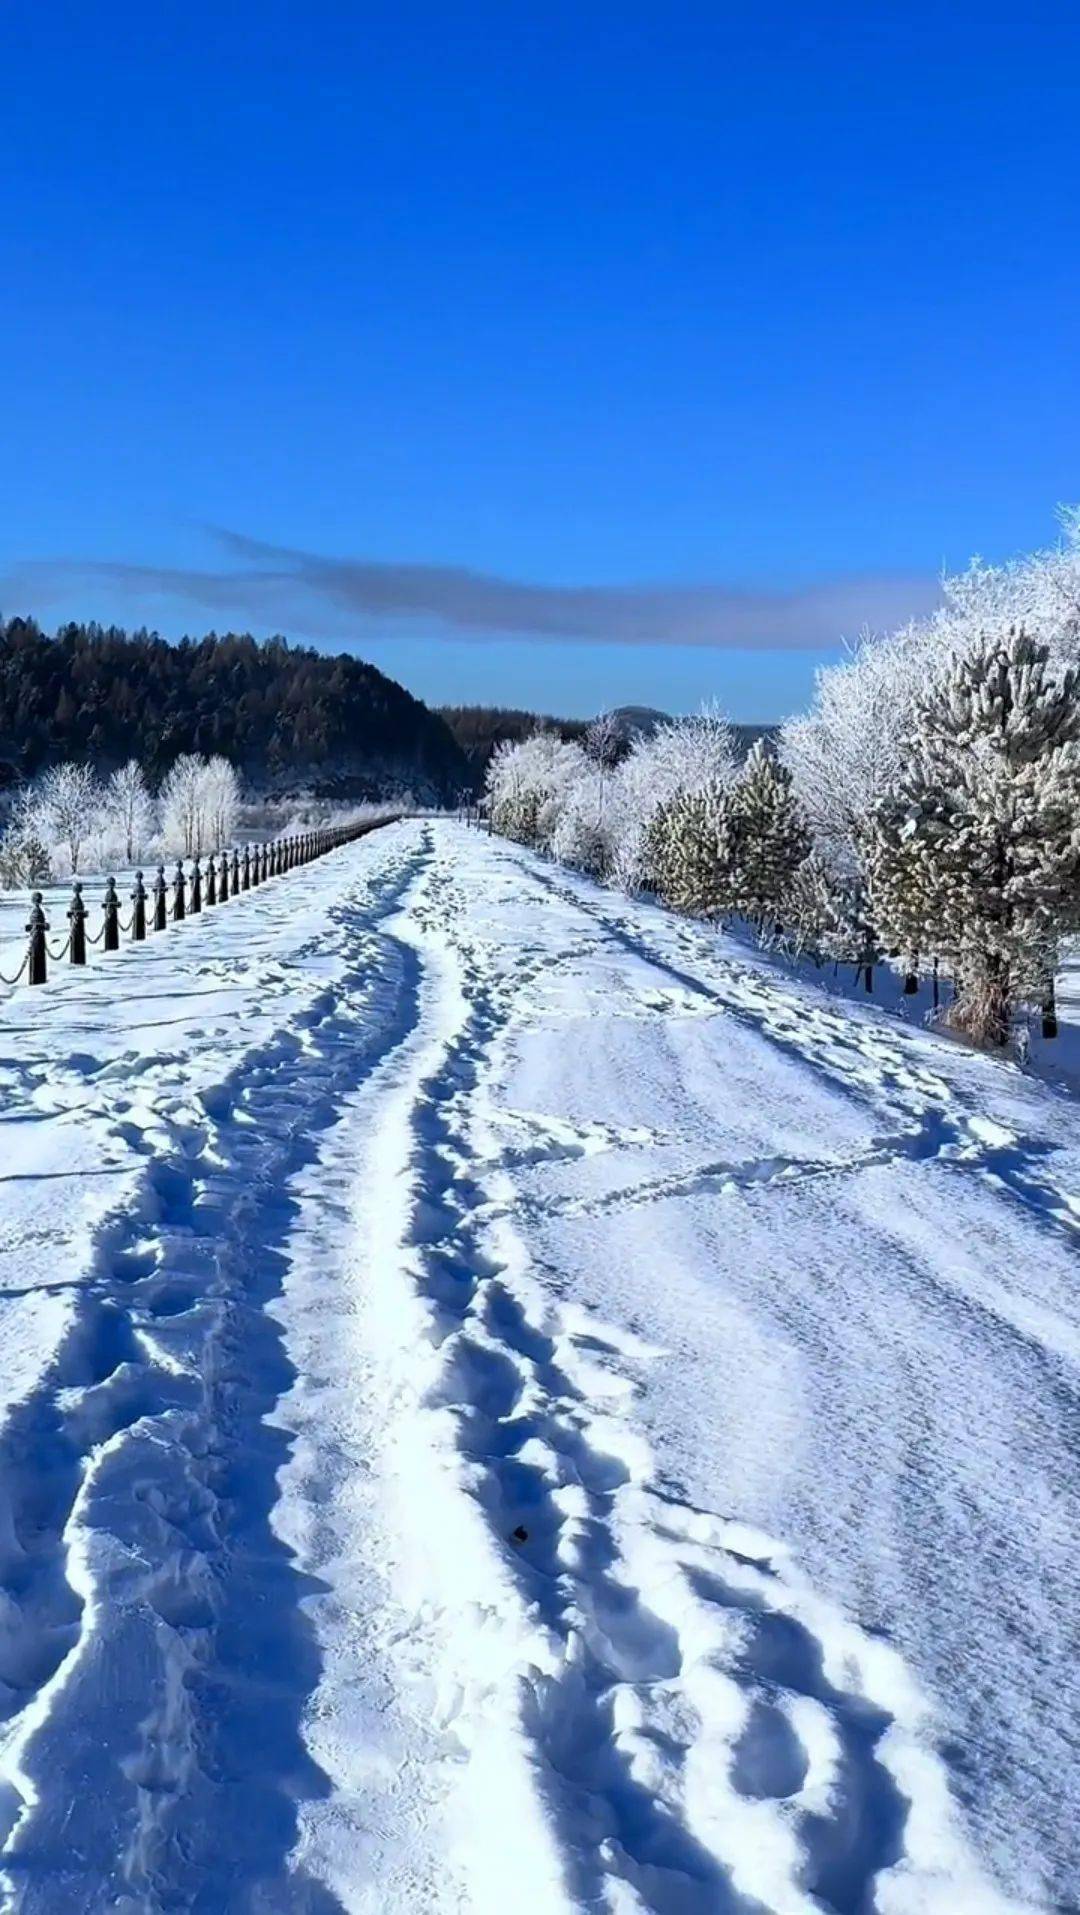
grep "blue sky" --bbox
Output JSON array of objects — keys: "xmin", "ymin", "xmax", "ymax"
[{"xmin": 2, "ymin": 1, "xmax": 1078, "ymax": 719}]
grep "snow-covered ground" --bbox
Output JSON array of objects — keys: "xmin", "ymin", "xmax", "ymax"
[{"xmin": 0, "ymin": 819, "xmax": 1076, "ymax": 1913}]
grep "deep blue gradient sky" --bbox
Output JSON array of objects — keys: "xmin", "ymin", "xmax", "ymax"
[{"xmin": 3, "ymin": 2, "xmax": 1078, "ymax": 718}]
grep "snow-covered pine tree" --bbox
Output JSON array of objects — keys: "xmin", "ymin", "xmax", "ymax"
[
  {"xmin": 653, "ymin": 782, "xmax": 733, "ymax": 917},
  {"xmin": 866, "ymin": 628, "xmax": 1080, "ymax": 1045},
  {"xmin": 723, "ymin": 742, "xmax": 811, "ymax": 930},
  {"xmin": 604, "ymin": 706, "xmax": 739, "ymax": 893}
]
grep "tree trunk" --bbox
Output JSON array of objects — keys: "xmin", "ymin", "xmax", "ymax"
[{"xmin": 983, "ymin": 958, "xmax": 1011, "ymax": 1046}]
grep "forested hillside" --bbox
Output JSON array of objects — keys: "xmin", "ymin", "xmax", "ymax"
[
  {"xmin": 438, "ymin": 704, "xmax": 588, "ymax": 772},
  {"xmin": 0, "ymin": 619, "xmax": 467, "ymax": 800}
]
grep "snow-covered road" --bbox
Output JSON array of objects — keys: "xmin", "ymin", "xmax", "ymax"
[{"xmin": 0, "ymin": 819, "xmax": 1076, "ymax": 1913}]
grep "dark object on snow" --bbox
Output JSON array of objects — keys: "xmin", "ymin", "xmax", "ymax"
[
  {"xmin": 131, "ymin": 871, "xmax": 147, "ymax": 942},
  {"xmin": 68, "ymin": 883, "xmax": 87, "ymax": 965},
  {"xmin": 511, "ymin": 1525, "xmax": 529, "ymax": 1544},
  {"xmin": 27, "ymin": 892, "xmax": 48, "ymax": 984},
  {"xmin": 102, "ymin": 877, "xmax": 120, "ymax": 950}
]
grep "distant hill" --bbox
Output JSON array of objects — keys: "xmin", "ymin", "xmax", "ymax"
[
  {"xmin": 0, "ymin": 618, "xmax": 467, "ymax": 801},
  {"xmin": 733, "ymin": 723, "xmax": 778, "ymax": 758}
]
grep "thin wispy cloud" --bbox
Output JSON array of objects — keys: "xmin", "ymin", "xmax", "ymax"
[{"xmin": 1, "ymin": 529, "xmax": 940, "ymax": 650}]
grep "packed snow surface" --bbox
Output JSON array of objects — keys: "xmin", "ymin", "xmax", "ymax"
[{"xmin": 0, "ymin": 819, "xmax": 1076, "ymax": 1913}]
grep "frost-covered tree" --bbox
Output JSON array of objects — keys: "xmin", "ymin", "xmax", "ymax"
[
  {"xmin": 722, "ymin": 743, "xmax": 812, "ymax": 927},
  {"xmin": 0, "ymin": 790, "xmax": 53, "ymax": 889},
  {"xmin": 653, "ymin": 743, "xmax": 811, "ymax": 932},
  {"xmin": 102, "ymin": 760, "xmax": 155, "ymax": 863},
  {"xmin": 486, "ymin": 733, "xmax": 587, "ymax": 848},
  {"xmin": 159, "ymin": 753, "xmax": 242, "ymax": 857},
  {"xmin": 160, "ymin": 755, "xmax": 206, "ymax": 856},
  {"xmin": 550, "ymin": 766, "xmax": 611, "ymax": 877},
  {"xmin": 783, "ymin": 853, "xmax": 842, "ymax": 960},
  {"xmin": 584, "ymin": 710, "xmax": 625, "ymax": 772},
  {"xmin": 654, "ymin": 782, "xmax": 732, "ymax": 917},
  {"xmin": 939, "ymin": 508, "xmax": 1080, "ymax": 675},
  {"xmin": 203, "ymin": 755, "xmax": 241, "ymax": 849},
  {"xmin": 779, "ymin": 620, "xmax": 948, "ymax": 876},
  {"xmin": 35, "ymin": 763, "xmax": 103, "ymax": 875},
  {"xmin": 783, "ymin": 511, "xmax": 1080, "ymax": 884},
  {"xmin": 866, "ymin": 629, "xmax": 1080, "ymax": 1045},
  {"xmin": 605, "ymin": 706, "xmax": 739, "ymax": 892}
]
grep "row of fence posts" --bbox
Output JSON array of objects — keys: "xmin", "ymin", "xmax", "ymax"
[
  {"xmin": 14, "ymin": 821, "xmax": 393, "ymax": 992},
  {"xmin": 459, "ymin": 801, "xmax": 491, "ymax": 834}
]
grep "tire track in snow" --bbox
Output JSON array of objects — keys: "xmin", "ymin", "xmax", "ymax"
[
  {"xmin": 393, "ymin": 855, "xmax": 1017, "ymax": 1915},
  {"xmin": 0, "ymin": 848, "xmax": 427, "ymax": 1912}
]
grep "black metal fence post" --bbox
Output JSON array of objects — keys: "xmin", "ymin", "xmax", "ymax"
[
  {"xmin": 231, "ymin": 848, "xmax": 240, "ymax": 893},
  {"xmin": 131, "ymin": 872, "xmax": 147, "ymax": 942},
  {"xmin": 219, "ymin": 850, "xmax": 230, "ymax": 903},
  {"xmin": 27, "ymin": 893, "xmax": 48, "ymax": 985},
  {"xmin": 190, "ymin": 858, "xmax": 202, "ymax": 914},
  {"xmin": 242, "ymin": 845, "xmax": 251, "ymax": 890},
  {"xmin": 103, "ymin": 877, "xmax": 120, "ymax": 951},
  {"xmin": 69, "ymin": 882, "xmax": 87, "ymax": 965},
  {"xmin": 206, "ymin": 855, "xmax": 217, "ymax": 906},
  {"xmin": 153, "ymin": 864, "xmax": 168, "ymax": 932},
  {"xmin": 173, "ymin": 861, "xmax": 187, "ymax": 921}
]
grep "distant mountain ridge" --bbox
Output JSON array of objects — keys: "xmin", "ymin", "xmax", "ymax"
[{"xmin": 0, "ymin": 618, "xmax": 467, "ymax": 800}]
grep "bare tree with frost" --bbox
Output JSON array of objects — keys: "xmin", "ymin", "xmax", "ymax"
[
  {"xmin": 102, "ymin": 760, "xmax": 156, "ymax": 864},
  {"xmin": 583, "ymin": 710, "xmax": 625, "ymax": 773},
  {"xmin": 34, "ymin": 763, "xmax": 103, "ymax": 876},
  {"xmin": 159, "ymin": 754, "xmax": 209, "ymax": 857},
  {"xmin": 203, "ymin": 755, "xmax": 241, "ymax": 849}
]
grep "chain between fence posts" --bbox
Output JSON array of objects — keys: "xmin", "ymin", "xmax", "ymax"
[{"xmin": 4, "ymin": 815, "xmax": 398, "ymax": 1002}]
